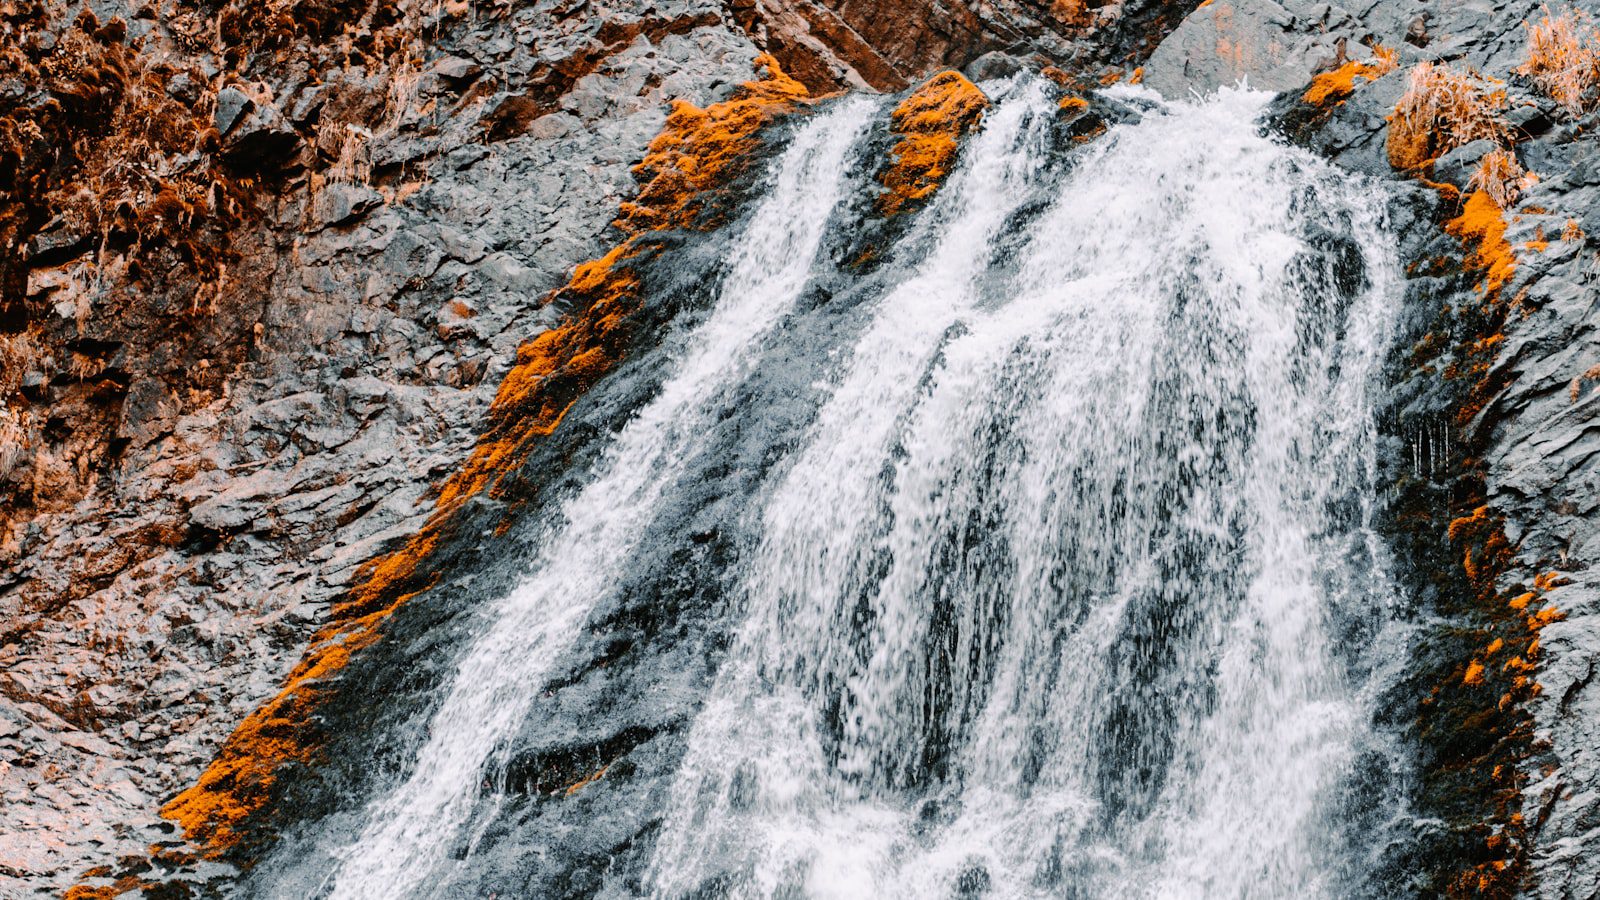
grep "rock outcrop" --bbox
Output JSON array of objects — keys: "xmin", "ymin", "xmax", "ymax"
[
  {"xmin": 0, "ymin": 0, "xmax": 1188, "ymax": 895},
  {"xmin": 6, "ymin": 0, "xmax": 1600, "ymax": 895}
]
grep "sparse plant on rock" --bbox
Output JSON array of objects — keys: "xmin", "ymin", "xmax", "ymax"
[
  {"xmin": 1468, "ymin": 147, "xmax": 1537, "ymax": 209},
  {"xmin": 1516, "ymin": 4, "xmax": 1600, "ymax": 116},
  {"xmin": 1387, "ymin": 62, "xmax": 1508, "ymax": 171}
]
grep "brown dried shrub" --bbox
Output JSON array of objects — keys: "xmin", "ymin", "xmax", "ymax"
[
  {"xmin": 1387, "ymin": 62, "xmax": 1508, "ymax": 171},
  {"xmin": 1516, "ymin": 5, "xmax": 1600, "ymax": 116}
]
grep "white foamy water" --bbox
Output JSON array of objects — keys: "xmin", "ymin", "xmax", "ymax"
[
  {"xmin": 645, "ymin": 84, "xmax": 1402, "ymax": 900},
  {"xmin": 315, "ymin": 97, "xmax": 877, "ymax": 900}
]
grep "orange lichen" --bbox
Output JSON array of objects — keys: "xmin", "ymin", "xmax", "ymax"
[
  {"xmin": 1059, "ymin": 95, "xmax": 1089, "ymax": 112},
  {"xmin": 879, "ymin": 71, "xmax": 989, "ymax": 217},
  {"xmin": 564, "ymin": 764, "xmax": 611, "ymax": 797},
  {"xmin": 1437, "ymin": 505, "xmax": 1569, "ymax": 898},
  {"xmin": 1387, "ymin": 62, "xmax": 1508, "ymax": 170},
  {"xmin": 158, "ymin": 55, "xmax": 812, "ymax": 859},
  {"xmin": 615, "ymin": 54, "xmax": 809, "ymax": 235},
  {"xmin": 1446, "ymin": 190, "xmax": 1519, "ymax": 300},
  {"xmin": 1302, "ymin": 45, "xmax": 1398, "ymax": 105},
  {"xmin": 63, "ymin": 879, "xmax": 148, "ymax": 900}
]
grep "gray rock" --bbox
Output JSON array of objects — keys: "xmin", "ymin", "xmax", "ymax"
[
  {"xmin": 213, "ymin": 86, "xmax": 254, "ymax": 136},
  {"xmin": 1142, "ymin": 0, "xmax": 1361, "ymax": 98},
  {"xmin": 433, "ymin": 55, "xmax": 483, "ymax": 84},
  {"xmin": 166, "ymin": 71, "xmax": 202, "ymax": 106},
  {"xmin": 311, "ymin": 183, "xmax": 383, "ymax": 229},
  {"xmin": 964, "ymin": 50, "xmax": 1024, "ymax": 82},
  {"xmin": 1431, "ymin": 138, "xmax": 1499, "ymax": 188}
]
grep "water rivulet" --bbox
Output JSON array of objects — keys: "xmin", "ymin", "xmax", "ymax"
[{"xmin": 250, "ymin": 79, "xmax": 1413, "ymax": 899}]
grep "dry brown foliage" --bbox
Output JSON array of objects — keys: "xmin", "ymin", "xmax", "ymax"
[
  {"xmin": 1517, "ymin": 4, "xmax": 1600, "ymax": 116},
  {"xmin": 1387, "ymin": 62, "xmax": 1508, "ymax": 170},
  {"xmin": 1467, "ymin": 148, "xmax": 1537, "ymax": 209}
]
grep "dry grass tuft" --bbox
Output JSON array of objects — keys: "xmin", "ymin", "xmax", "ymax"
[
  {"xmin": 1387, "ymin": 62, "xmax": 1508, "ymax": 170},
  {"xmin": 1517, "ymin": 5, "xmax": 1600, "ymax": 116},
  {"xmin": 1467, "ymin": 148, "xmax": 1537, "ymax": 209}
]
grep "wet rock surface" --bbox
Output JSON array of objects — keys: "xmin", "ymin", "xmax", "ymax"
[
  {"xmin": 1, "ymin": 1, "xmax": 764, "ymax": 892},
  {"xmin": 6, "ymin": 0, "xmax": 1600, "ymax": 894},
  {"xmin": 1252, "ymin": 0, "xmax": 1600, "ymax": 893},
  {"xmin": 0, "ymin": 0, "xmax": 1177, "ymax": 894}
]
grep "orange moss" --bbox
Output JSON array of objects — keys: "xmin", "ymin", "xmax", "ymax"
[
  {"xmin": 158, "ymin": 55, "xmax": 812, "ymax": 858},
  {"xmin": 63, "ymin": 879, "xmax": 148, "ymax": 900},
  {"xmin": 1303, "ymin": 46, "xmax": 1398, "ymax": 106},
  {"xmin": 1446, "ymin": 190, "xmax": 1519, "ymax": 301},
  {"xmin": 1439, "ymin": 506, "xmax": 1568, "ymax": 898},
  {"xmin": 614, "ymin": 54, "xmax": 809, "ymax": 235},
  {"xmin": 879, "ymin": 71, "xmax": 989, "ymax": 217},
  {"xmin": 564, "ymin": 764, "xmax": 611, "ymax": 797}
]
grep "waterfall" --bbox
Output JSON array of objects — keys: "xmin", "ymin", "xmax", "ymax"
[
  {"xmin": 646, "ymin": 84, "xmax": 1401, "ymax": 899},
  {"xmin": 260, "ymin": 77, "xmax": 1407, "ymax": 900},
  {"xmin": 316, "ymin": 96, "xmax": 877, "ymax": 900}
]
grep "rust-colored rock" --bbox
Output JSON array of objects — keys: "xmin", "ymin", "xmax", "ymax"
[{"xmin": 879, "ymin": 71, "xmax": 990, "ymax": 217}]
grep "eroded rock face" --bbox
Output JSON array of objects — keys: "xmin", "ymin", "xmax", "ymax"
[
  {"xmin": 2, "ymin": 1, "xmax": 768, "ymax": 892},
  {"xmin": 1246, "ymin": 0, "xmax": 1600, "ymax": 894},
  {"xmin": 0, "ymin": 0, "xmax": 1187, "ymax": 895},
  {"xmin": 8, "ymin": 0, "xmax": 1600, "ymax": 895}
]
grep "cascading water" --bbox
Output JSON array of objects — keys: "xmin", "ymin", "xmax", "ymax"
[
  {"xmin": 646, "ymin": 83, "xmax": 1403, "ymax": 899},
  {"xmin": 258, "ymin": 76, "xmax": 1410, "ymax": 900},
  {"xmin": 314, "ymin": 96, "xmax": 878, "ymax": 900}
]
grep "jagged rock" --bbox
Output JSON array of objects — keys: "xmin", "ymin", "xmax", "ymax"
[
  {"xmin": 311, "ymin": 183, "xmax": 383, "ymax": 229},
  {"xmin": 1433, "ymin": 138, "xmax": 1499, "ymax": 188},
  {"xmin": 166, "ymin": 70, "xmax": 202, "ymax": 105},
  {"xmin": 213, "ymin": 86, "xmax": 253, "ymax": 135},
  {"xmin": 223, "ymin": 98, "xmax": 300, "ymax": 168},
  {"xmin": 1142, "ymin": 0, "xmax": 1360, "ymax": 98},
  {"xmin": 433, "ymin": 54, "xmax": 483, "ymax": 84}
]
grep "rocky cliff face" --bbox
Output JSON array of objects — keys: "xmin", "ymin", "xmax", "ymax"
[
  {"xmin": 3, "ymin": 0, "xmax": 1599, "ymax": 896},
  {"xmin": 0, "ymin": 0, "xmax": 1181, "ymax": 893}
]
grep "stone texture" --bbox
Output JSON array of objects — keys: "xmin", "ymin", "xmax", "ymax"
[
  {"xmin": 0, "ymin": 3, "xmax": 764, "ymax": 894},
  {"xmin": 11, "ymin": 0, "xmax": 1600, "ymax": 894}
]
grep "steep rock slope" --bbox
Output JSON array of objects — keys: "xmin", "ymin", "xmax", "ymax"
[
  {"xmin": 0, "ymin": 0, "xmax": 1184, "ymax": 895},
  {"xmin": 1201, "ymin": 0, "xmax": 1600, "ymax": 893},
  {"xmin": 8, "ymin": 0, "xmax": 1600, "ymax": 896}
]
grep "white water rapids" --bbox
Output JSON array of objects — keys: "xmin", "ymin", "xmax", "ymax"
[
  {"xmin": 317, "ymin": 96, "xmax": 877, "ymax": 900},
  {"xmin": 292, "ymin": 79, "xmax": 1407, "ymax": 900}
]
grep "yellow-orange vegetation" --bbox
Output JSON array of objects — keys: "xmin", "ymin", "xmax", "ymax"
[
  {"xmin": 1517, "ymin": 4, "xmax": 1600, "ymax": 116},
  {"xmin": 1467, "ymin": 148, "xmax": 1536, "ymax": 210},
  {"xmin": 1302, "ymin": 44, "xmax": 1398, "ymax": 105},
  {"xmin": 1442, "ymin": 504, "xmax": 1570, "ymax": 898},
  {"xmin": 63, "ymin": 878, "xmax": 149, "ymax": 900},
  {"xmin": 1570, "ymin": 362, "xmax": 1600, "ymax": 400},
  {"xmin": 158, "ymin": 55, "xmax": 811, "ymax": 858},
  {"xmin": 879, "ymin": 71, "xmax": 990, "ymax": 217},
  {"xmin": 1387, "ymin": 62, "xmax": 1508, "ymax": 171},
  {"xmin": 1446, "ymin": 190, "xmax": 1519, "ymax": 302},
  {"xmin": 615, "ymin": 55, "xmax": 810, "ymax": 235}
]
